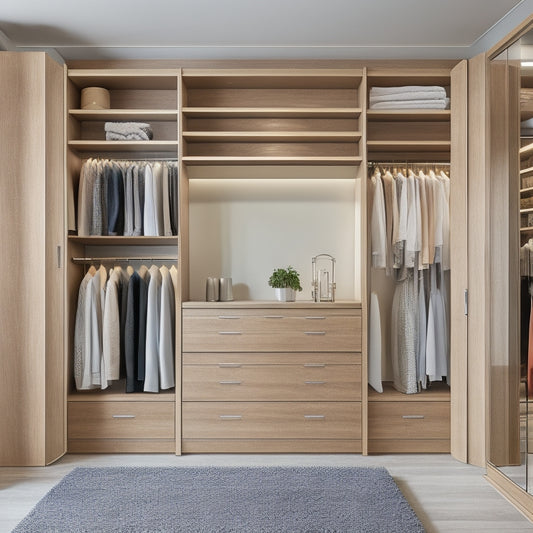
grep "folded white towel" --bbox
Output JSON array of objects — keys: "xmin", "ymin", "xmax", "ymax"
[
  {"xmin": 370, "ymin": 98, "xmax": 450, "ymax": 110},
  {"xmin": 104, "ymin": 122, "xmax": 153, "ymax": 141},
  {"xmin": 370, "ymin": 91, "xmax": 449, "ymax": 105},
  {"xmin": 370, "ymin": 86, "xmax": 447, "ymax": 98}
]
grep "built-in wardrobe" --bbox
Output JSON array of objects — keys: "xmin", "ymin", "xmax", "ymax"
[{"xmin": 0, "ymin": 55, "xmax": 470, "ymax": 464}]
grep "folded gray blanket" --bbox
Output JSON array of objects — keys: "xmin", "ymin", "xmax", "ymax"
[{"xmin": 105, "ymin": 122, "xmax": 153, "ymax": 141}]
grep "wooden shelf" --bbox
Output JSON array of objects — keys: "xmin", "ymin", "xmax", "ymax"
[
  {"xmin": 68, "ymin": 236, "xmax": 178, "ymax": 245},
  {"xmin": 68, "ymin": 391, "xmax": 175, "ymax": 402},
  {"xmin": 182, "ymin": 300, "xmax": 361, "ymax": 309},
  {"xmin": 182, "ymin": 131, "xmax": 361, "ymax": 143},
  {"xmin": 68, "ymin": 140, "xmax": 178, "ymax": 153},
  {"xmin": 182, "ymin": 68, "xmax": 363, "ymax": 89},
  {"xmin": 367, "ymin": 140, "xmax": 451, "ymax": 152},
  {"xmin": 68, "ymin": 69, "xmax": 179, "ymax": 90},
  {"xmin": 69, "ymin": 109, "xmax": 178, "ymax": 121},
  {"xmin": 521, "ymin": 208, "xmax": 533, "ymax": 214},
  {"xmin": 520, "ymin": 166, "xmax": 533, "ymax": 175},
  {"xmin": 520, "ymin": 142, "xmax": 533, "ymax": 159},
  {"xmin": 182, "ymin": 107, "xmax": 362, "ymax": 118},
  {"xmin": 521, "ymin": 187, "xmax": 533, "ymax": 194},
  {"xmin": 521, "ymin": 102, "xmax": 533, "ymax": 121},
  {"xmin": 367, "ymin": 109, "xmax": 451, "ymax": 122},
  {"xmin": 368, "ymin": 381, "xmax": 450, "ymax": 402},
  {"xmin": 520, "ymin": 226, "xmax": 533, "ymax": 233},
  {"xmin": 182, "ymin": 155, "xmax": 363, "ymax": 166}
]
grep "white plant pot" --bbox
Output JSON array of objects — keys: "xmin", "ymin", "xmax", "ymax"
[{"xmin": 274, "ymin": 288, "xmax": 296, "ymax": 302}]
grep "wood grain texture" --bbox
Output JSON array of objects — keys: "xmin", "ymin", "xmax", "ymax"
[
  {"xmin": 367, "ymin": 439, "xmax": 450, "ymax": 454},
  {"xmin": 182, "ymin": 439, "xmax": 362, "ymax": 453},
  {"xmin": 67, "ymin": 439, "xmax": 175, "ymax": 453},
  {"xmin": 182, "ymin": 402, "xmax": 361, "ymax": 439},
  {"xmin": 182, "ymin": 352, "xmax": 361, "ymax": 365}
]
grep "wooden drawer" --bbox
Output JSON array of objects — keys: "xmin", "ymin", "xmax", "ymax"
[
  {"xmin": 368, "ymin": 401, "xmax": 450, "ymax": 440},
  {"xmin": 182, "ymin": 364, "xmax": 361, "ymax": 401},
  {"xmin": 182, "ymin": 401, "xmax": 361, "ymax": 439},
  {"xmin": 182, "ymin": 352, "xmax": 361, "ymax": 365},
  {"xmin": 68, "ymin": 401, "xmax": 175, "ymax": 440},
  {"xmin": 182, "ymin": 309, "xmax": 361, "ymax": 352}
]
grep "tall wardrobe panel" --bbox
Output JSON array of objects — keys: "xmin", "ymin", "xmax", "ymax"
[{"xmin": 0, "ymin": 52, "xmax": 65, "ymax": 466}]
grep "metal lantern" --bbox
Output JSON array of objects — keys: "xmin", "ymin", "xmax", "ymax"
[{"xmin": 312, "ymin": 254, "xmax": 336, "ymax": 302}]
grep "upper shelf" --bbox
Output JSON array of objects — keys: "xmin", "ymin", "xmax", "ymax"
[
  {"xmin": 182, "ymin": 131, "xmax": 362, "ymax": 143},
  {"xmin": 69, "ymin": 109, "xmax": 178, "ymax": 121},
  {"xmin": 182, "ymin": 107, "xmax": 362, "ymax": 118},
  {"xmin": 182, "ymin": 155, "xmax": 363, "ymax": 166},
  {"xmin": 366, "ymin": 110, "xmax": 451, "ymax": 122},
  {"xmin": 68, "ymin": 236, "xmax": 178, "ymax": 245},
  {"xmin": 520, "ymin": 142, "xmax": 533, "ymax": 159},
  {"xmin": 367, "ymin": 140, "xmax": 451, "ymax": 152},
  {"xmin": 68, "ymin": 140, "xmax": 179, "ymax": 153},
  {"xmin": 68, "ymin": 69, "xmax": 179, "ymax": 90},
  {"xmin": 182, "ymin": 68, "xmax": 363, "ymax": 89}
]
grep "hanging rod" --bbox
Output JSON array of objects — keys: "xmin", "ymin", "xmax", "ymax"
[
  {"xmin": 82, "ymin": 157, "xmax": 179, "ymax": 162},
  {"xmin": 367, "ymin": 161, "xmax": 450, "ymax": 168},
  {"xmin": 72, "ymin": 257, "xmax": 177, "ymax": 264}
]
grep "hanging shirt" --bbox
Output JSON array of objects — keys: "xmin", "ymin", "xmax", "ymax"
[
  {"xmin": 159, "ymin": 265, "xmax": 176, "ymax": 390},
  {"xmin": 371, "ymin": 172, "xmax": 387, "ymax": 269},
  {"xmin": 144, "ymin": 265, "xmax": 162, "ymax": 392}
]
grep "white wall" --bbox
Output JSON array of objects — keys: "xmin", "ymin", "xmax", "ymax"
[{"xmin": 188, "ymin": 178, "xmax": 360, "ymax": 302}]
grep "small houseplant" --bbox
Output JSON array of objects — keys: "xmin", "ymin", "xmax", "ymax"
[{"xmin": 268, "ymin": 266, "xmax": 303, "ymax": 302}]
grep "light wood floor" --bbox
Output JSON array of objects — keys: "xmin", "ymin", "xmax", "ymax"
[{"xmin": 1, "ymin": 453, "xmax": 532, "ymax": 533}]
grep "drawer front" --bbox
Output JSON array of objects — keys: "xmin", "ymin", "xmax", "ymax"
[
  {"xmin": 182, "ymin": 402, "xmax": 361, "ymax": 440},
  {"xmin": 68, "ymin": 401, "xmax": 175, "ymax": 440},
  {"xmin": 368, "ymin": 402, "xmax": 450, "ymax": 440},
  {"xmin": 182, "ymin": 314, "xmax": 361, "ymax": 352},
  {"xmin": 182, "ymin": 352, "xmax": 361, "ymax": 365},
  {"xmin": 182, "ymin": 364, "xmax": 361, "ymax": 401}
]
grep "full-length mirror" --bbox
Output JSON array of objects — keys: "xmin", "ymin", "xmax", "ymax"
[{"xmin": 489, "ymin": 26, "xmax": 533, "ymax": 495}]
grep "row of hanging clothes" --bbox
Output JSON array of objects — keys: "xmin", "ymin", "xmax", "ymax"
[
  {"xmin": 369, "ymin": 163, "xmax": 451, "ymax": 394},
  {"xmin": 77, "ymin": 158, "xmax": 179, "ymax": 237},
  {"xmin": 520, "ymin": 240, "xmax": 533, "ymax": 399},
  {"xmin": 73, "ymin": 263, "xmax": 177, "ymax": 393}
]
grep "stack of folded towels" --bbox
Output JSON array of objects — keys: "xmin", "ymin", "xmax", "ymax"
[
  {"xmin": 369, "ymin": 86, "xmax": 449, "ymax": 110},
  {"xmin": 105, "ymin": 122, "xmax": 153, "ymax": 141}
]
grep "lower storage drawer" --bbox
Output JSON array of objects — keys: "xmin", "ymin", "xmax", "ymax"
[
  {"xmin": 368, "ymin": 401, "xmax": 450, "ymax": 440},
  {"xmin": 68, "ymin": 401, "xmax": 175, "ymax": 440},
  {"xmin": 182, "ymin": 401, "xmax": 361, "ymax": 440}
]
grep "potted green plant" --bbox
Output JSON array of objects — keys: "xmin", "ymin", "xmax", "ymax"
[{"xmin": 268, "ymin": 266, "xmax": 303, "ymax": 302}]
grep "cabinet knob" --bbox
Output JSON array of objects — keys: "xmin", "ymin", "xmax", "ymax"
[
  {"xmin": 218, "ymin": 331, "xmax": 242, "ymax": 335},
  {"xmin": 219, "ymin": 380, "xmax": 242, "ymax": 385},
  {"xmin": 304, "ymin": 414, "xmax": 325, "ymax": 420},
  {"xmin": 112, "ymin": 414, "xmax": 136, "ymax": 419},
  {"xmin": 304, "ymin": 331, "xmax": 326, "ymax": 335}
]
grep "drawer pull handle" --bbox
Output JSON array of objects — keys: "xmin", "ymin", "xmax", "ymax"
[
  {"xmin": 218, "ymin": 363, "xmax": 242, "ymax": 368},
  {"xmin": 218, "ymin": 316, "xmax": 241, "ymax": 320},
  {"xmin": 305, "ymin": 381, "xmax": 326, "ymax": 385},
  {"xmin": 402, "ymin": 415, "xmax": 425, "ymax": 419},
  {"xmin": 304, "ymin": 363, "xmax": 326, "ymax": 367},
  {"xmin": 112, "ymin": 414, "xmax": 136, "ymax": 419},
  {"xmin": 263, "ymin": 315, "xmax": 284, "ymax": 319},
  {"xmin": 218, "ymin": 331, "xmax": 242, "ymax": 335},
  {"xmin": 304, "ymin": 414, "xmax": 325, "ymax": 420},
  {"xmin": 304, "ymin": 331, "xmax": 326, "ymax": 335},
  {"xmin": 219, "ymin": 380, "xmax": 242, "ymax": 385},
  {"xmin": 219, "ymin": 415, "xmax": 242, "ymax": 420},
  {"xmin": 305, "ymin": 316, "xmax": 326, "ymax": 320}
]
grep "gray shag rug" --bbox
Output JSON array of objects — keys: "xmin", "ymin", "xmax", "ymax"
[{"xmin": 13, "ymin": 466, "xmax": 425, "ymax": 533}]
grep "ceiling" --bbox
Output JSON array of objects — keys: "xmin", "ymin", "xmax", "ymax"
[{"xmin": 0, "ymin": 0, "xmax": 530, "ymax": 61}]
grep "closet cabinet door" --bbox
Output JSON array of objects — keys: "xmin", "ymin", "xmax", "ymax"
[{"xmin": 0, "ymin": 52, "xmax": 65, "ymax": 466}]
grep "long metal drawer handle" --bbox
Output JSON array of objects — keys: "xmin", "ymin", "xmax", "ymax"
[
  {"xmin": 219, "ymin": 380, "xmax": 242, "ymax": 385},
  {"xmin": 402, "ymin": 415, "xmax": 425, "ymax": 419},
  {"xmin": 304, "ymin": 414, "xmax": 325, "ymax": 419},
  {"xmin": 304, "ymin": 331, "xmax": 326, "ymax": 335},
  {"xmin": 305, "ymin": 381, "xmax": 326, "ymax": 385},
  {"xmin": 219, "ymin": 415, "xmax": 243, "ymax": 420},
  {"xmin": 218, "ymin": 316, "xmax": 241, "ymax": 320},
  {"xmin": 263, "ymin": 315, "xmax": 284, "ymax": 319},
  {"xmin": 218, "ymin": 331, "xmax": 242, "ymax": 335},
  {"xmin": 112, "ymin": 414, "xmax": 136, "ymax": 419},
  {"xmin": 305, "ymin": 316, "xmax": 326, "ymax": 320},
  {"xmin": 218, "ymin": 363, "xmax": 242, "ymax": 368},
  {"xmin": 304, "ymin": 363, "xmax": 326, "ymax": 367}
]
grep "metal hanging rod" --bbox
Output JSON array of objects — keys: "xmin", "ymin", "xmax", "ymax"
[
  {"xmin": 367, "ymin": 161, "xmax": 450, "ymax": 168},
  {"xmin": 82, "ymin": 157, "xmax": 179, "ymax": 162},
  {"xmin": 72, "ymin": 257, "xmax": 177, "ymax": 264}
]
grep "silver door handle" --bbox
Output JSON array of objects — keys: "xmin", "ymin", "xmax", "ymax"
[
  {"xmin": 112, "ymin": 414, "xmax": 136, "ymax": 419},
  {"xmin": 304, "ymin": 363, "xmax": 326, "ymax": 367},
  {"xmin": 263, "ymin": 315, "xmax": 284, "ymax": 319},
  {"xmin": 219, "ymin": 381, "xmax": 242, "ymax": 385},
  {"xmin": 304, "ymin": 331, "xmax": 326, "ymax": 335},
  {"xmin": 304, "ymin": 414, "xmax": 325, "ymax": 419},
  {"xmin": 305, "ymin": 316, "xmax": 326, "ymax": 320},
  {"xmin": 402, "ymin": 415, "xmax": 425, "ymax": 419},
  {"xmin": 219, "ymin": 415, "xmax": 242, "ymax": 420},
  {"xmin": 305, "ymin": 381, "xmax": 326, "ymax": 385},
  {"xmin": 218, "ymin": 332, "xmax": 242, "ymax": 335}
]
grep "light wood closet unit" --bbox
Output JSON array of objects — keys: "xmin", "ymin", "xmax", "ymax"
[
  {"xmin": 365, "ymin": 64, "xmax": 468, "ymax": 455},
  {"xmin": 180, "ymin": 68, "xmax": 365, "ymax": 453},
  {"xmin": 0, "ymin": 52, "xmax": 65, "ymax": 466},
  {"xmin": 64, "ymin": 68, "xmax": 182, "ymax": 454}
]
